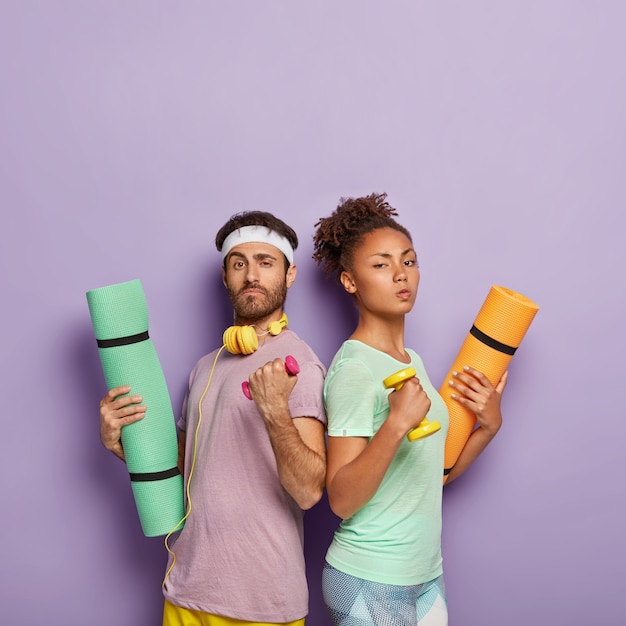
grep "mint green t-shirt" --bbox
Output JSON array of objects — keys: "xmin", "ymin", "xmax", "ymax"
[{"xmin": 324, "ymin": 340, "xmax": 449, "ymax": 585}]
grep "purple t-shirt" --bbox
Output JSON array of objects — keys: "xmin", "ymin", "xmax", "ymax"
[{"xmin": 162, "ymin": 329, "xmax": 326, "ymax": 622}]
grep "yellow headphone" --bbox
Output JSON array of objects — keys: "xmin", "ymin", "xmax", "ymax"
[{"xmin": 222, "ymin": 313, "xmax": 289, "ymax": 355}]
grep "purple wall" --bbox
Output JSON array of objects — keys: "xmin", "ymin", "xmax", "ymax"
[{"xmin": 1, "ymin": 2, "xmax": 624, "ymax": 624}]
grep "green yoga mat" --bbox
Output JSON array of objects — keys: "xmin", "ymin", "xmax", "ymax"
[{"xmin": 86, "ymin": 278, "xmax": 185, "ymax": 537}]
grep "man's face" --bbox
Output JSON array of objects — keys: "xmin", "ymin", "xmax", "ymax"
[{"xmin": 222, "ymin": 242, "xmax": 296, "ymax": 323}]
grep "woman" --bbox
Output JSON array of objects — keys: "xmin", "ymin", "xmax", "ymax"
[{"xmin": 312, "ymin": 193, "xmax": 507, "ymax": 626}]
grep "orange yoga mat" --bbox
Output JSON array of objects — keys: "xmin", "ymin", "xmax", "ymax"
[{"xmin": 441, "ymin": 285, "xmax": 539, "ymax": 483}]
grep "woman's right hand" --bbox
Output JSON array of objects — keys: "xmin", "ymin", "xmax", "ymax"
[
  {"xmin": 99, "ymin": 386, "xmax": 146, "ymax": 461},
  {"xmin": 387, "ymin": 376, "xmax": 431, "ymax": 438}
]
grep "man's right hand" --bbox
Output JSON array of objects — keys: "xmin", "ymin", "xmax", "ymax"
[{"xmin": 99, "ymin": 386, "xmax": 146, "ymax": 461}]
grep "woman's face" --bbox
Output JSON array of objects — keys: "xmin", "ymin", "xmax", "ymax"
[{"xmin": 340, "ymin": 227, "xmax": 419, "ymax": 317}]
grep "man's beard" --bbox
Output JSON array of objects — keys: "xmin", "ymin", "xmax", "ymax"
[{"xmin": 227, "ymin": 281, "xmax": 287, "ymax": 323}]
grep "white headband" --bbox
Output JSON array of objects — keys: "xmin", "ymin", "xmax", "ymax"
[{"xmin": 220, "ymin": 225, "xmax": 295, "ymax": 265}]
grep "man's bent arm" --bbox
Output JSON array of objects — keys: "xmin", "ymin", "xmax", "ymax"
[{"xmin": 264, "ymin": 413, "xmax": 326, "ymax": 510}]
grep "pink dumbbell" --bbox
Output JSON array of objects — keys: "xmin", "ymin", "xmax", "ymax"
[{"xmin": 242, "ymin": 355, "xmax": 300, "ymax": 400}]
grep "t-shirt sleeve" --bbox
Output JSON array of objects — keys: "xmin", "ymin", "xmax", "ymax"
[
  {"xmin": 324, "ymin": 358, "xmax": 377, "ymax": 437},
  {"xmin": 288, "ymin": 359, "xmax": 327, "ymax": 426},
  {"xmin": 176, "ymin": 361, "xmax": 200, "ymax": 432}
]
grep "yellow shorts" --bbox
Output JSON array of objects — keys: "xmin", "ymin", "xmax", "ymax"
[{"xmin": 162, "ymin": 600, "xmax": 306, "ymax": 626}]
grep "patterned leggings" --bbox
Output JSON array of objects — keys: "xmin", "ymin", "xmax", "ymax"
[{"xmin": 322, "ymin": 562, "xmax": 447, "ymax": 626}]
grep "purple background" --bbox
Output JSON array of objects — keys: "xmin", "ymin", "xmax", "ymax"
[{"xmin": 1, "ymin": 2, "xmax": 624, "ymax": 625}]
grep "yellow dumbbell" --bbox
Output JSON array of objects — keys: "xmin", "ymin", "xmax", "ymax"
[{"xmin": 383, "ymin": 367, "xmax": 441, "ymax": 442}]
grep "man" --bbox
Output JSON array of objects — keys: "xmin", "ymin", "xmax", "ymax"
[{"xmin": 99, "ymin": 211, "xmax": 327, "ymax": 625}]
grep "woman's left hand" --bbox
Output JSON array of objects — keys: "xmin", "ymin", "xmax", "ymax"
[{"xmin": 448, "ymin": 367, "xmax": 508, "ymax": 436}]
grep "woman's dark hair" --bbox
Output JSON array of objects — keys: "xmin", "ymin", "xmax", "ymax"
[
  {"xmin": 312, "ymin": 192, "xmax": 412, "ymax": 282},
  {"xmin": 215, "ymin": 210, "xmax": 299, "ymax": 271}
]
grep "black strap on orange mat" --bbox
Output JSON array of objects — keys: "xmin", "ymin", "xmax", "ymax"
[{"xmin": 469, "ymin": 325, "xmax": 517, "ymax": 356}]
